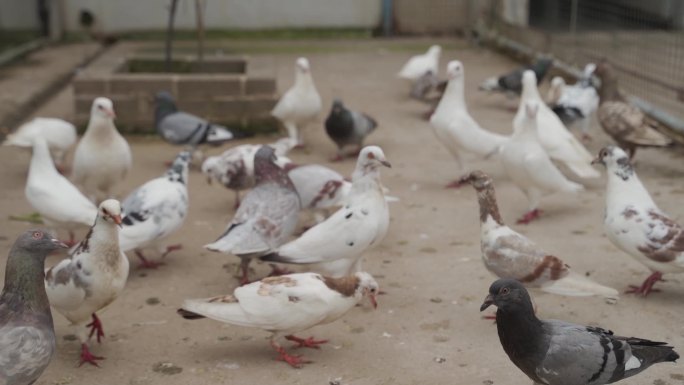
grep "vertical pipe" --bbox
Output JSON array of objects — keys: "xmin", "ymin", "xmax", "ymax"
[
  {"xmin": 195, "ymin": 0, "xmax": 205, "ymax": 64},
  {"xmin": 382, "ymin": 0, "xmax": 393, "ymax": 37},
  {"xmin": 165, "ymin": 0, "xmax": 179, "ymax": 72}
]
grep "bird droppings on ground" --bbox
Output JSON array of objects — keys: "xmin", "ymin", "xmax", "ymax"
[
  {"xmin": 434, "ymin": 357, "xmax": 446, "ymax": 364},
  {"xmin": 151, "ymin": 362, "xmax": 183, "ymax": 375}
]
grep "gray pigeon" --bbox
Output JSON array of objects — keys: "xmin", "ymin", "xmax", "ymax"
[
  {"xmin": 481, "ymin": 278, "xmax": 679, "ymax": 385},
  {"xmin": 479, "ymin": 57, "xmax": 553, "ymax": 95},
  {"xmin": 1, "ymin": 229, "xmax": 67, "ymax": 384},
  {"xmin": 204, "ymin": 145, "xmax": 301, "ymax": 284},
  {"xmin": 154, "ymin": 91, "xmax": 242, "ymax": 147},
  {"xmin": 324, "ymin": 99, "xmax": 378, "ymax": 161}
]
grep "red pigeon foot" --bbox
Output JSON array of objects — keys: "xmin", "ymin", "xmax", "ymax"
[
  {"xmin": 135, "ymin": 250, "xmax": 164, "ymax": 269},
  {"xmin": 516, "ymin": 209, "xmax": 542, "ymax": 225},
  {"xmin": 445, "ymin": 179, "xmax": 465, "ymax": 189},
  {"xmin": 268, "ymin": 264, "xmax": 294, "ymax": 277},
  {"xmin": 626, "ymin": 271, "xmax": 664, "ymax": 297},
  {"xmin": 271, "ymin": 342, "xmax": 311, "ymax": 368},
  {"xmin": 79, "ymin": 343, "xmax": 104, "ymax": 367},
  {"xmin": 285, "ymin": 335, "xmax": 329, "ymax": 349},
  {"xmin": 482, "ymin": 313, "xmax": 496, "ymax": 321},
  {"xmin": 161, "ymin": 244, "xmax": 182, "ymax": 258},
  {"xmin": 86, "ymin": 313, "xmax": 105, "ymax": 343}
]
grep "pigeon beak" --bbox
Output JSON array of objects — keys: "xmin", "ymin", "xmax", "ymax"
[
  {"xmin": 105, "ymin": 108, "xmax": 116, "ymax": 119},
  {"xmin": 380, "ymin": 160, "xmax": 392, "ymax": 168},
  {"xmin": 457, "ymin": 174, "xmax": 472, "ymax": 186},
  {"xmin": 480, "ymin": 294, "xmax": 495, "ymax": 312},
  {"xmin": 112, "ymin": 214, "xmax": 123, "ymax": 227},
  {"xmin": 590, "ymin": 156, "xmax": 601, "ymax": 166},
  {"xmin": 370, "ymin": 294, "xmax": 378, "ymax": 309},
  {"xmin": 52, "ymin": 238, "xmax": 69, "ymax": 249}
]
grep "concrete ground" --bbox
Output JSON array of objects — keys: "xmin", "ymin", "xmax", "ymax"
[{"xmin": 1, "ymin": 38, "xmax": 684, "ymax": 385}]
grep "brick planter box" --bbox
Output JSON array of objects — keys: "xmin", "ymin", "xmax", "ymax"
[{"xmin": 73, "ymin": 54, "xmax": 279, "ymax": 134}]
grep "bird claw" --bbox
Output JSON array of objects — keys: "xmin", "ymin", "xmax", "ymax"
[
  {"xmin": 78, "ymin": 343, "xmax": 104, "ymax": 367},
  {"xmin": 275, "ymin": 351, "xmax": 311, "ymax": 368},
  {"xmin": 285, "ymin": 335, "xmax": 328, "ymax": 349},
  {"xmin": 86, "ymin": 313, "xmax": 105, "ymax": 343},
  {"xmin": 161, "ymin": 244, "xmax": 182, "ymax": 258},
  {"xmin": 135, "ymin": 250, "xmax": 164, "ymax": 269},
  {"xmin": 516, "ymin": 209, "xmax": 542, "ymax": 225},
  {"xmin": 625, "ymin": 272, "xmax": 664, "ymax": 296}
]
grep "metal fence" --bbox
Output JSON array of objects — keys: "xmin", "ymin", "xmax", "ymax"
[{"xmin": 477, "ymin": 0, "xmax": 684, "ymax": 127}]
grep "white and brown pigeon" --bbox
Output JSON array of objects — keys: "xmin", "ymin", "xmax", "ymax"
[
  {"xmin": 460, "ymin": 170, "xmax": 618, "ymax": 301},
  {"xmin": 25, "ymin": 136, "xmax": 98, "ymax": 245},
  {"xmin": 594, "ymin": 61, "xmax": 672, "ymax": 160},
  {"xmin": 271, "ymin": 57, "xmax": 322, "ymax": 147},
  {"xmin": 2, "ymin": 117, "xmax": 77, "ymax": 172},
  {"xmin": 118, "ymin": 150, "xmax": 191, "ymax": 269},
  {"xmin": 481, "ymin": 278, "xmax": 678, "ymax": 385},
  {"xmin": 0, "ymin": 229, "xmax": 67, "ymax": 384},
  {"xmin": 515, "ymin": 71, "xmax": 599, "ymax": 180},
  {"xmin": 397, "ymin": 45, "xmax": 441, "ymax": 81},
  {"xmin": 500, "ymin": 101, "xmax": 584, "ymax": 224},
  {"xmin": 201, "ymin": 138, "xmax": 294, "ymax": 208},
  {"xmin": 45, "ymin": 199, "xmax": 129, "ymax": 367},
  {"xmin": 72, "ymin": 97, "xmax": 132, "ymax": 203},
  {"xmin": 429, "ymin": 60, "xmax": 508, "ymax": 188},
  {"xmin": 593, "ymin": 145, "xmax": 684, "ymax": 296},
  {"xmin": 204, "ymin": 145, "xmax": 301, "ymax": 284},
  {"xmin": 178, "ymin": 271, "xmax": 378, "ymax": 368},
  {"xmin": 261, "ymin": 146, "xmax": 391, "ymax": 278},
  {"xmin": 324, "ymin": 99, "xmax": 378, "ymax": 161}
]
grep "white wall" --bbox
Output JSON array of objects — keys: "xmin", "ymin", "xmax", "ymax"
[
  {"xmin": 62, "ymin": 0, "xmax": 382, "ymax": 32},
  {"xmin": 0, "ymin": 0, "xmax": 39, "ymax": 29}
]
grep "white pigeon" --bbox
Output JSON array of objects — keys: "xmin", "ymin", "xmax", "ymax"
[
  {"xmin": 118, "ymin": 151, "xmax": 191, "ymax": 269},
  {"xmin": 397, "ymin": 45, "xmax": 441, "ymax": 81},
  {"xmin": 72, "ymin": 97, "xmax": 132, "ymax": 202},
  {"xmin": 178, "ymin": 271, "xmax": 379, "ymax": 368},
  {"xmin": 429, "ymin": 60, "xmax": 509, "ymax": 188},
  {"xmin": 2, "ymin": 117, "xmax": 77, "ymax": 171},
  {"xmin": 262, "ymin": 146, "xmax": 391, "ymax": 278},
  {"xmin": 205, "ymin": 146, "xmax": 301, "ymax": 284},
  {"xmin": 593, "ymin": 145, "xmax": 684, "ymax": 296},
  {"xmin": 500, "ymin": 101, "xmax": 584, "ymax": 224},
  {"xmin": 271, "ymin": 58, "xmax": 322, "ymax": 146},
  {"xmin": 45, "ymin": 199, "xmax": 129, "ymax": 367},
  {"xmin": 514, "ymin": 70, "xmax": 599, "ymax": 179},
  {"xmin": 460, "ymin": 170, "xmax": 618, "ymax": 301},
  {"xmin": 201, "ymin": 138, "xmax": 294, "ymax": 207},
  {"xmin": 25, "ymin": 136, "xmax": 98, "ymax": 245},
  {"xmin": 546, "ymin": 64, "xmax": 599, "ymax": 140}
]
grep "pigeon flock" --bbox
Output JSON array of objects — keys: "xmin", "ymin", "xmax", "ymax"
[{"xmin": 1, "ymin": 46, "xmax": 682, "ymax": 385}]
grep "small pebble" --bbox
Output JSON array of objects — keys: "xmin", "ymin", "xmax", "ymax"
[
  {"xmin": 434, "ymin": 357, "xmax": 446, "ymax": 363},
  {"xmin": 145, "ymin": 297, "xmax": 160, "ymax": 305},
  {"xmin": 430, "ymin": 297, "xmax": 443, "ymax": 303}
]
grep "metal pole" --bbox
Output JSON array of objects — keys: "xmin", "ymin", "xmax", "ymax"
[{"xmin": 382, "ymin": 0, "xmax": 393, "ymax": 37}]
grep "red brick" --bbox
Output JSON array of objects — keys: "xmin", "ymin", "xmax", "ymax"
[
  {"xmin": 245, "ymin": 77, "xmax": 276, "ymax": 95},
  {"xmin": 109, "ymin": 74, "xmax": 174, "ymax": 96},
  {"xmin": 73, "ymin": 77, "xmax": 108, "ymax": 95}
]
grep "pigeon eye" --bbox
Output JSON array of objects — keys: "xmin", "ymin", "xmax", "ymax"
[
  {"xmin": 32, "ymin": 231, "xmax": 42, "ymax": 239},
  {"xmin": 500, "ymin": 287, "xmax": 510, "ymax": 295},
  {"xmin": 97, "ymin": 105, "xmax": 103, "ymax": 110}
]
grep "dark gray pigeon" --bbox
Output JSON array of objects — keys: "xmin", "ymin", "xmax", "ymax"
[
  {"xmin": 479, "ymin": 58, "xmax": 553, "ymax": 95},
  {"xmin": 324, "ymin": 99, "xmax": 378, "ymax": 161},
  {"xmin": 1, "ymin": 229, "xmax": 67, "ymax": 384},
  {"xmin": 204, "ymin": 145, "xmax": 301, "ymax": 284},
  {"xmin": 154, "ymin": 91, "xmax": 241, "ymax": 147},
  {"xmin": 481, "ymin": 278, "xmax": 679, "ymax": 385}
]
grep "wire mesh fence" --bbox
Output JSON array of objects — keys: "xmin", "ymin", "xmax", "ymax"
[{"xmin": 477, "ymin": 0, "xmax": 684, "ymax": 123}]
